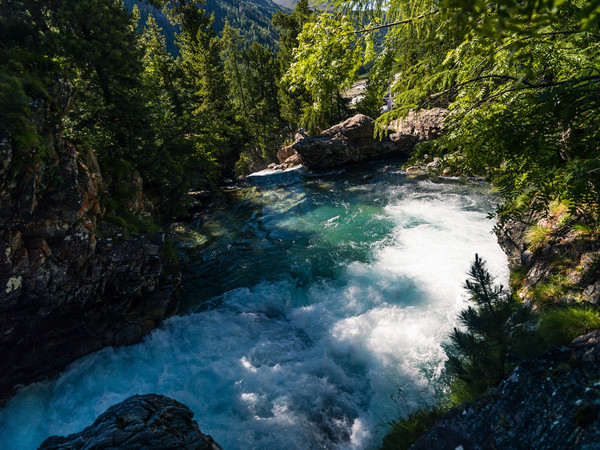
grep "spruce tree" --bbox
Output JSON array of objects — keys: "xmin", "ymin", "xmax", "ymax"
[
  {"xmin": 175, "ymin": 4, "xmax": 242, "ymax": 181},
  {"xmin": 221, "ymin": 21, "xmax": 248, "ymax": 112},
  {"xmin": 242, "ymin": 42, "xmax": 284, "ymax": 165}
]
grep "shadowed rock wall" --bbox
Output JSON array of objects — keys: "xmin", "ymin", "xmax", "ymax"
[{"xmin": 0, "ymin": 80, "xmax": 181, "ymax": 400}]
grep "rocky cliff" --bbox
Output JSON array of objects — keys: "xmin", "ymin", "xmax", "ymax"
[
  {"xmin": 40, "ymin": 394, "xmax": 222, "ymax": 449},
  {"xmin": 0, "ymin": 80, "xmax": 181, "ymax": 401},
  {"xmin": 496, "ymin": 206, "xmax": 600, "ymax": 305}
]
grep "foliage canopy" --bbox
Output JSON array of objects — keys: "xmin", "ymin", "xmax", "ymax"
[{"xmin": 287, "ymin": 0, "xmax": 600, "ymax": 216}]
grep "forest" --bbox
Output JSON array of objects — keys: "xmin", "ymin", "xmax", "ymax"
[
  {"xmin": 1, "ymin": 0, "xmax": 600, "ymax": 448},
  {"xmin": 2, "ymin": 0, "xmax": 599, "ymax": 219}
]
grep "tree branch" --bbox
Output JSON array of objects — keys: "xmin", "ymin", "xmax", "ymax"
[
  {"xmin": 454, "ymin": 75, "xmax": 600, "ymax": 121},
  {"xmin": 353, "ymin": 10, "xmax": 439, "ymax": 35}
]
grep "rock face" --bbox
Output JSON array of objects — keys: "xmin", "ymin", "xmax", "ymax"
[
  {"xmin": 388, "ymin": 108, "xmax": 448, "ymax": 142},
  {"xmin": 0, "ymin": 80, "xmax": 181, "ymax": 400},
  {"xmin": 40, "ymin": 394, "xmax": 222, "ymax": 450},
  {"xmin": 277, "ymin": 109, "xmax": 447, "ymax": 171},
  {"xmin": 495, "ymin": 205, "xmax": 600, "ymax": 304},
  {"xmin": 412, "ymin": 331, "xmax": 600, "ymax": 449}
]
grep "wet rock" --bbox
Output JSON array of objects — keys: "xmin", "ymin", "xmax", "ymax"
[
  {"xmin": 406, "ymin": 165, "xmax": 427, "ymax": 175},
  {"xmin": 290, "ymin": 114, "xmax": 395, "ymax": 170},
  {"xmin": 40, "ymin": 394, "xmax": 222, "ymax": 450}
]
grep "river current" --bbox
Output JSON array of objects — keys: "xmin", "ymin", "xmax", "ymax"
[{"xmin": 0, "ymin": 162, "xmax": 508, "ymax": 449}]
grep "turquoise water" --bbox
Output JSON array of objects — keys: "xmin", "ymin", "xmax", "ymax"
[{"xmin": 0, "ymin": 163, "xmax": 508, "ymax": 449}]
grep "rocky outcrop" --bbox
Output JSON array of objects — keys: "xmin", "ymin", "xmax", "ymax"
[
  {"xmin": 412, "ymin": 331, "xmax": 600, "ymax": 449},
  {"xmin": 276, "ymin": 109, "xmax": 447, "ymax": 171},
  {"xmin": 495, "ymin": 205, "xmax": 600, "ymax": 304},
  {"xmin": 0, "ymin": 80, "xmax": 181, "ymax": 400},
  {"xmin": 40, "ymin": 394, "xmax": 222, "ymax": 450},
  {"xmin": 412, "ymin": 204, "xmax": 600, "ymax": 448},
  {"xmin": 388, "ymin": 108, "xmax": 448, "ymax": 142}
]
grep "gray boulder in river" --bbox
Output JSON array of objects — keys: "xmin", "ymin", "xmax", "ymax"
[
  {"xmin": 39, "ymin": 394, "xmax": 222, "ymax": 450},
  {"xmin": 276, "ymin": 109, "xmax": 448, "ymax": 171}
]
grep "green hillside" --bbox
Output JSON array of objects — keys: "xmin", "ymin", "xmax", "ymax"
[
  {"xmin": 123, "ymin": 0, "xmax": 285, "ymax": 54},
  {"xmin": 272, "ymin": 0, "xmax": 298, "ymax": 9}
]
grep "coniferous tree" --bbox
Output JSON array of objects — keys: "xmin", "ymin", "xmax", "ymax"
[
  {"xmin": 273, "ymin": 0, "xmax": 314, "ymax": 133},
  {"xmin": 445, "ymin": 254, "xmax": 535, "ymax": 400},
  {"xmin": 175, "ymin": 4, "xmax": 242, "ymax": 181},
  {"xmin": 138, "ymin": 12, "xmax": 192, "ymax": 212},
  {"xmin": 53, "ymin": 0, "xmax": 149, "ymax": 160},
  {"xmin": 0, "ymin": 1, "xmax": 58, "ymax": 167},
  {"xmin": 221, "ymin": 21, "xmax": 248, "ymax": 112},
  {"xmin": 242, "ymin": 41, "xmax": 285, "ymax": 165}
]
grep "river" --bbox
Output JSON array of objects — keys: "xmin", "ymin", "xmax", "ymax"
[{"xmin": 0, "ymin": 162, "xmax": 508, "ymax": 449}]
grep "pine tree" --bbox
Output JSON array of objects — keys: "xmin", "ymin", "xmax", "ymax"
[{"xmin": 445, "ymin": 254, "xmax": 535, "ymax": 400}]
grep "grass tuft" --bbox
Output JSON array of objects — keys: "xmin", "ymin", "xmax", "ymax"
[
  {"xmin": 380, "ymin": 405, "xmax": 449, "ymax": 450},
  {"xmin": 538, "ymin": 306, "xmax": 600, "ymax": 349},
  {"xmin": 524, "ymin": 224, "xmax": 552, "ymax": 249}
]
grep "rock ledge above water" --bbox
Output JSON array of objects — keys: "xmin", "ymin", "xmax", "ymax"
[{"xmin": 413, "ymin": 331, "xmax": 600, "ymax": 449}]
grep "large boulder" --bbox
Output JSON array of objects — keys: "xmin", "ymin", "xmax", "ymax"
[
  {"xmin": 285, "ymin": 110, "xmax": 447, "ymax": 171},
  {"xmin": 388, "ymin": 107, "xmax": 448, "ymax": 142},
  {"xmin": 40, "ymin": 394, "xmax": 222, "ymax": 450}
]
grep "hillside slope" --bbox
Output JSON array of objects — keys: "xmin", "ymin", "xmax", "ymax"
[{"xmin": 124, "ymin": 0, "xmax": 285, "ymax": 54}]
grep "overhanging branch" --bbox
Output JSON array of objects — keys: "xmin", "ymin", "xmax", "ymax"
[{"xmin": 353, "ymin": 10, "xmax": 439, "ymax": 35}]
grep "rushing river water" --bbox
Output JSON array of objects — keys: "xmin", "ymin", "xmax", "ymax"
[{"xmin": 0, "ymin": 163, "xmax": 508, "ymax": 449}]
